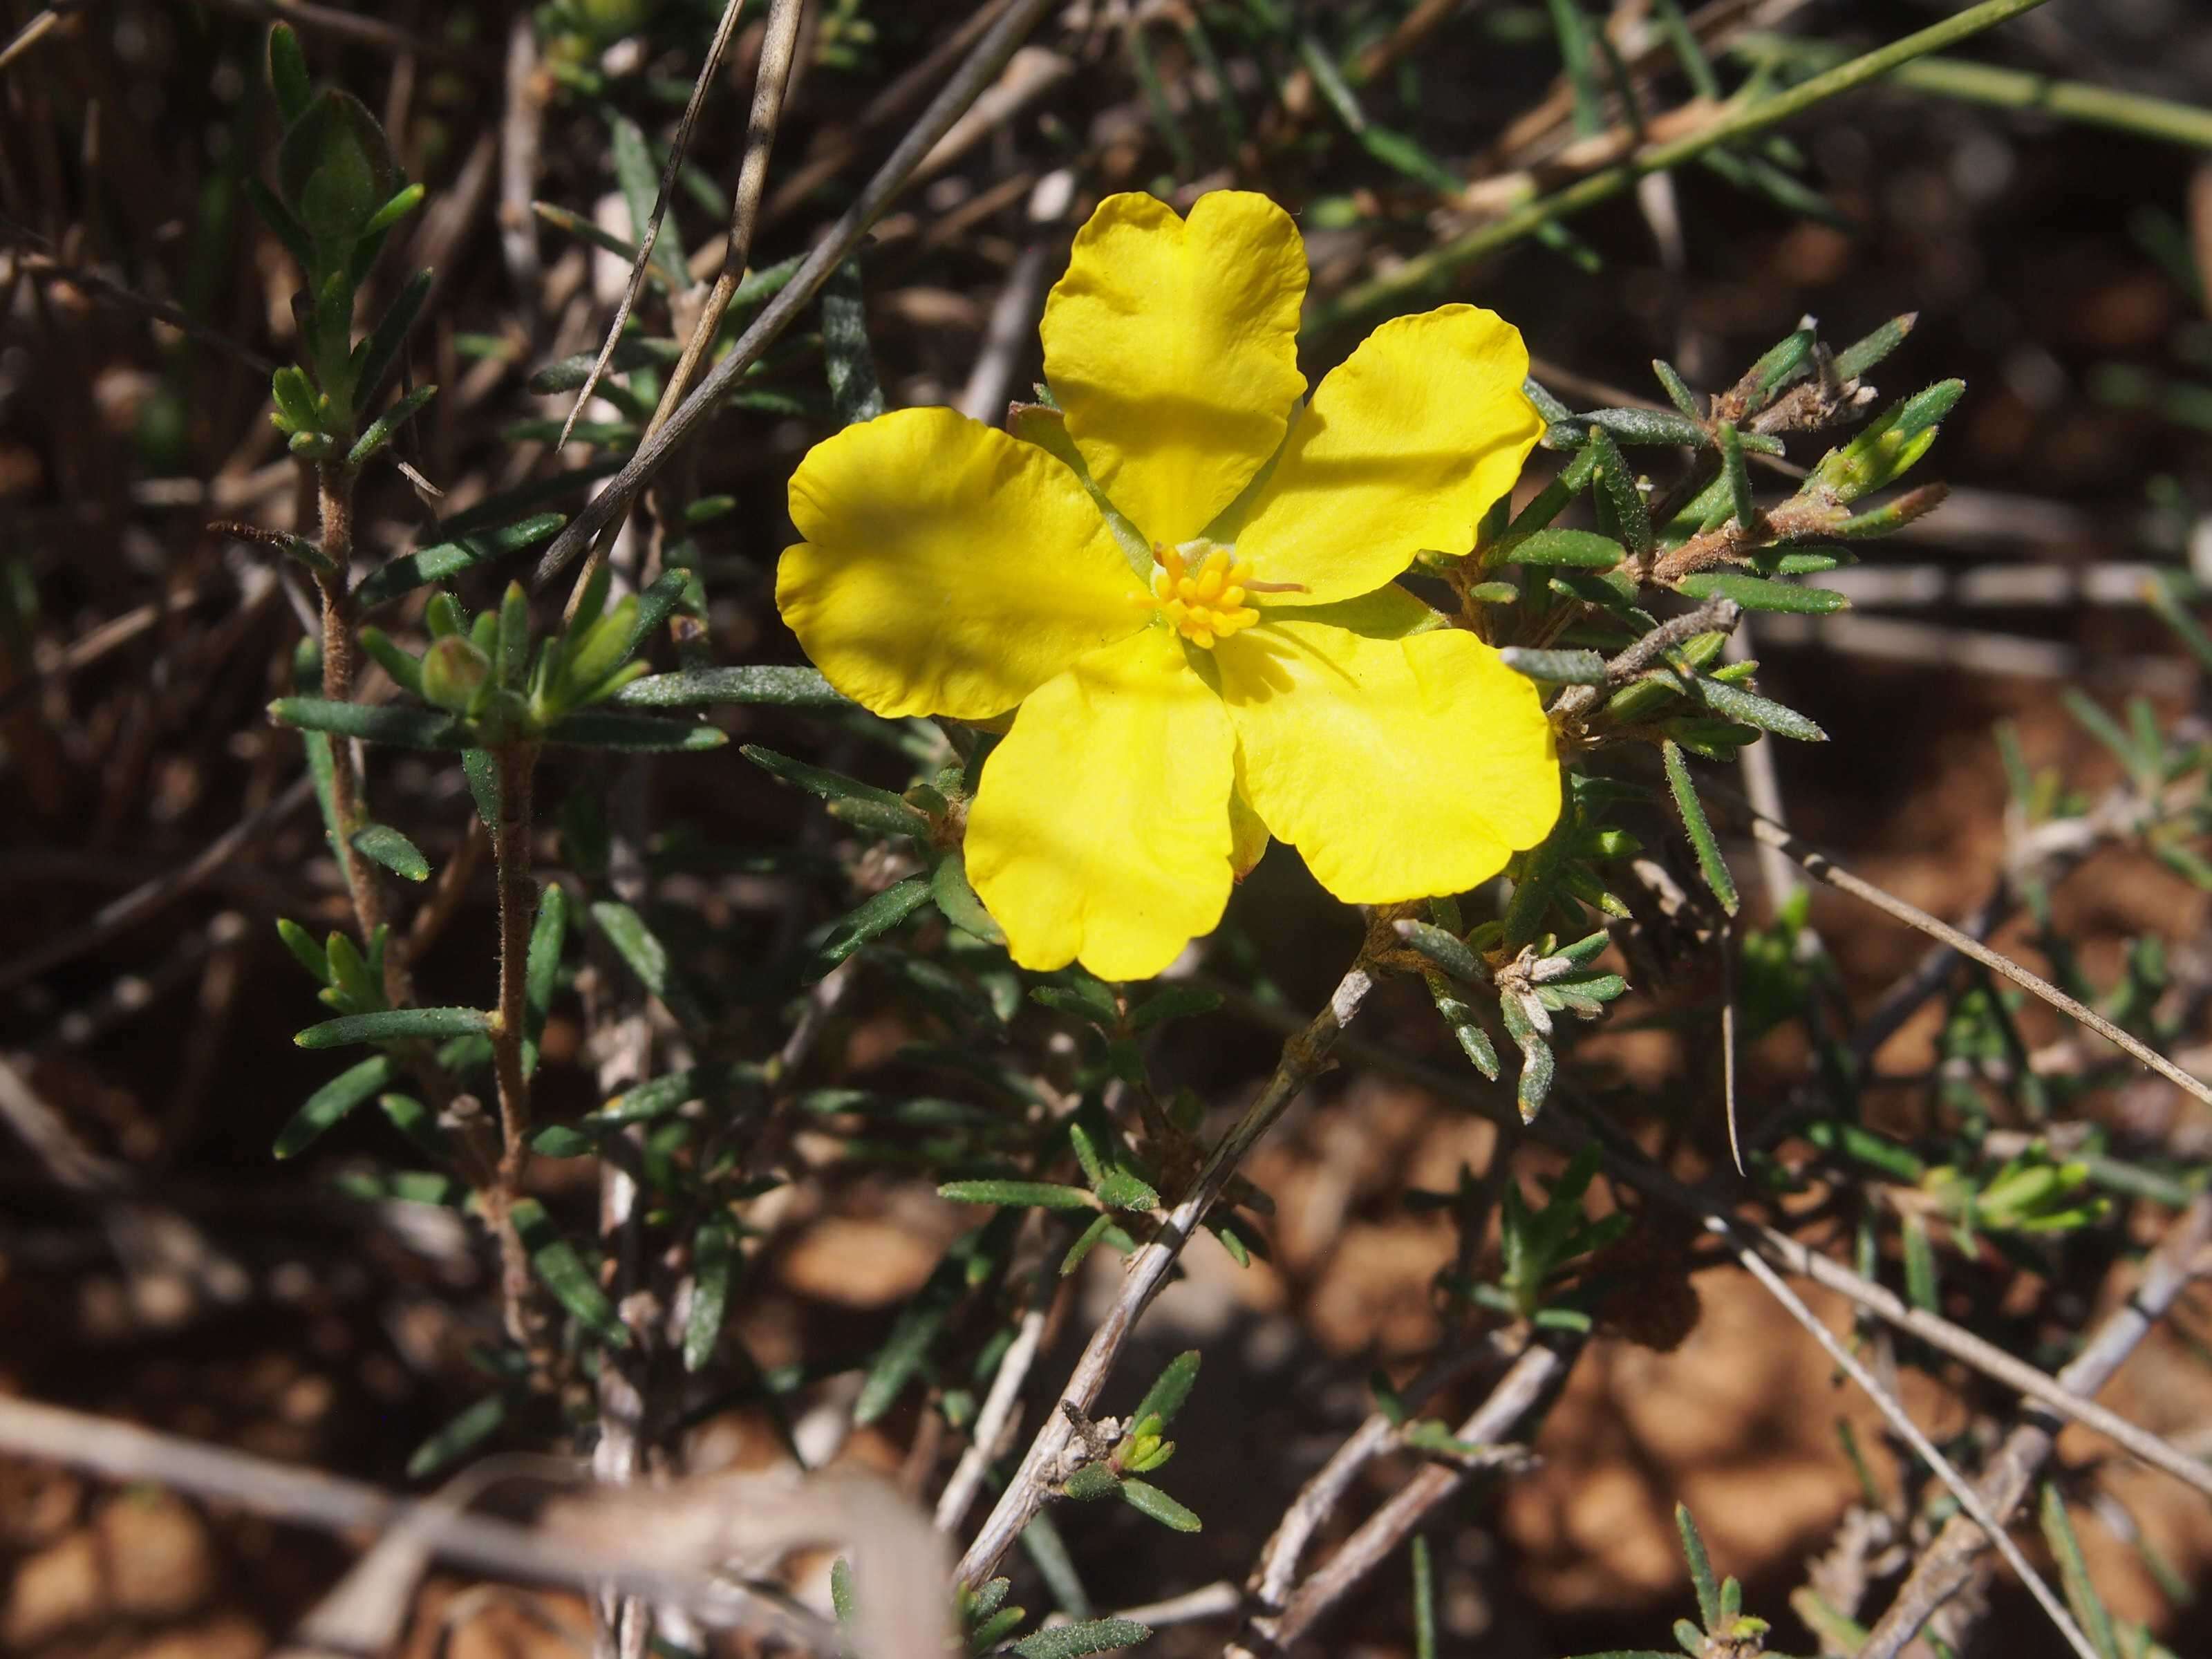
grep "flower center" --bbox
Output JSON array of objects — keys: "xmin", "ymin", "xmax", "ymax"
[{"xmin": 1146, "ymin": 539, "xmax": 1266, "ymax": 650}]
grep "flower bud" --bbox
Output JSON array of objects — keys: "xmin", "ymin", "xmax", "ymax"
[{"xmin": 421, "ymin": 634, "xmax": 491, "ymax": 713}]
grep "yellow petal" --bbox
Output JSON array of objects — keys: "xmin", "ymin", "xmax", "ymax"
[
  {"xmin": 1215, "ymin": 589, "xmax": 1559, "ymax": 903},
  {"xmin": 966, "ymin": 626, "xmax": 1236, "ymax": 979},
  {"xmin": 1042, "ymin": 191, "xmax": 1307, "ymax": 547},
  {"xmin": 779, "ymin": 407, "xmax": 1147, "ymax": 720},
  {"xmin": 1231, "ymin": 306, "xmax": 1543, "ymax": 606},
  {"xmin": 1229, "ymin": 789, "xmax": 1270, "ymax": 881}
]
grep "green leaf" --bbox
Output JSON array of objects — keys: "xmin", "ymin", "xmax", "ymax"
[
  {"xmin": 545, "ymin": 711, "xmax": 726, "ymax": 751},
  {"xmin": 1717, "ymin": 420, "xmax": 1756, "ymax": 529},
  {"xmin": 930, "ymin": 850, "xmax": 1004, "ymax": 945},
  {"xmin": 814, "ymin": 877, "xmax": 932, "ymax": 976},
  {"xmin": 1499, "ymin": 646, "xmax": 1609, "ymax": 684},
  {"xmin": 1568, "ymin": 406, "xmax": 1712, "ymax": 449},
  {"xmin": 1011, "ymin": 1619, "xmax": 1153, "ymax": 1658},
  {"xmin": 273, "ymin": 1055, "xmax": 394, "ymax": 1156},
  {"xmin": 276, "ymin": 917, "xmax": 332, "ymax": 984},
  {"xmin": 268, "ymin": 24, "xmax": 313, "ymax": 124},
  {"xmin": 1691, "ymin": 677, "xmax": 1827, "ymax": 742},
  {"xmin": 611, "ymin": 666, "xmax": 850, "ymax": 709},
  {"xmin": 938, "ymin": 1180, "xmax": 1098, "ymax": 1210},
  {"xmin": 1395, "ymin": 918, "xmax": 1483, "ymax": 982},
  {"xmin": 525, "ymin": 882, "xmax": 567, "ymax": 1027},
  {"xmin": 1677, "ymin": 1503, "xmax": 1721, "ymax": 1630},
  {"xmin": 1093, "ymin": 1170, "xmax": 1161, "ymax": 1212},
  {"xmin": 1584, "ymin": 427, "xmax": 1652, "ymax": 558},
  {"xmin": 1130, "ymin": 1350, "xmax": 1201, "ymax": 1431},
  {"xmin": 589, "ymin": 900, "xmax": 706, "ymax": 1029},
  {"xmin": 1652, "ymin": 359, "xmax": 1704, "ymax": 420},
  {"xmin": 1661, "ymin": 740, "xmax": 1737, "ymax": 916},
  {"xmin": 685, "ymin": 1217, "xmax": 737, "ymax": 1374},
  {"xmin": 1117, "ymin": 1479, "xmax": 1201, "ymax": 1533},
  {"xmin": 1427, "ymin": 971, "xmax": 1500, "ymax": 1080},
  {"xmin": 830, "ymin": 1555, "xmax": 858, "ymax": 1627},
  {"xmin": 823, "ymin": 254, "xmax": 887, "ymax": 424},
  {"xmin": 350, "ymin": 822, "xmax": 429, "ymax": 881},
  {"xmin": 347, "ymin": 383, "xmax": 438, "ymax": 467},
  {"xmin": 355, "ymin": 514, "xmax": 567, "ymax": 608},
  {"xmin": 1499, "ymin": 527, "xmax": 1624, "ymax": 569},
  {"xmin": 2040, "ymin": 1485, "xmax": 2121, "ymax": 1659},
  {"xmin": 272, "ymin": 697, "xmax": 467, "ymax": 749},
  {"xmin": 742, "ymin": 744, "xmax": 932, "ymax": 839},
  {"xmin": 1833, "ymin": 312, "xmax": 1917, "ymax": 384},
  {"xmin": 605, "ymin": 109, "xmax": 687, "ymax": 286},
  {"xmin": 511, "ymin": 1197, "xmax": 630, "ymax": 1348},
  {"xmin": 1673, "ymin": 571, "xmax": 1848, "ymax": 614},
  {"xmin": 854, "ymin": 1286, "xmax": 951, "ymax": 1424},
  {"xmin": 354, "ymin": 268, "xmax": 431, "ymax": 409},
  {"xmin": 406, "ymin": 1392, "xmax": 509, "ymax": 1480},
  {"xmin": 294, "ymin": 1007, "xmax": 489, "ymax": 1049}
]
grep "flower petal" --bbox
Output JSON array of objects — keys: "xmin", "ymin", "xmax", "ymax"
[
  {"xmin": 1229, "ymin": 790, "xmax": 1270, "ymax": 881},
  {"xmin": 1042, "ymin": 191, "xmax": 1307, "ymax": 547},
  {"xmin": 1231, "ymin": 306, "xmax": 1543, "ymax": 606},
  {"xmin": 779, "ymin": 406, "xmax": 1147, "ymax": 720},
  {"xmin": 1215, "ymin": 588, "xmax": 1559, "ymax": 903},
  {"xmin": 967, "ymin": 626, "xmax": 1236, "ymax": 979}
]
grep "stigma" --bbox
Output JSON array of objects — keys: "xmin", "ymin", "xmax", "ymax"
[{"xmin": 1146, "ymin": 539, "xmax": 1266, "ymax": 649}]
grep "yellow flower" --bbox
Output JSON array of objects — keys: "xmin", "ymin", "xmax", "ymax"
[{"xmin": 777, "ymin": 191, "xmax": 1559, "ymax": 980}]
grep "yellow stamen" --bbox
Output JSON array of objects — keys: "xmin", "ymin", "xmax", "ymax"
[{"xmin": 1146, "ymin": 538, "xmax": 1268, "ymax": 650}]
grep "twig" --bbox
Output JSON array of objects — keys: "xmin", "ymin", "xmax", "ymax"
[
  {"xmin": 1548, "ymin": 595, "xmax": 1742, "ymax": 725},
  {"xmin": 534, "ymin": 0, "xmax": 1063, "ymax": 586},
  {"xmin": 564, "ymin": 0, "xmax": 807, "ymax": 621},
  {"xmin": 954, "ymin": 953, "xmax": 1379, "ymax": 1589},
  {"xmin": 555, "ymin": 0, "xmax": 756, "ymax": 453},
  {"xmin": 1244, "ymin": 1335, "xmax": 1510, "ymax": 1617},
  {"xmin": 0, "ymin": 774, "xmax": 315, "ymax": 995},
  {"xmin": 1236, "ymin": 1335, "xmax": 1577, "ymax": 1656},
  {"xmin": 0, "ymin": 1394, "xmax": 831, "ymax": 1642},
  {"xmin": 1736, "ymin": 810, "xmax": 2212, "ymax": 1112},
  {"xmin": 1710, "ymin": 1216, "xmax": 2103, "ymax": 1659},
  {"xmin": 933, "ymin": 1300, "xmax": 1048, "ymax": 1533}
]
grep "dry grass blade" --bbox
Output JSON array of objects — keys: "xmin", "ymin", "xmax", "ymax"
[
  {"xmin": 534, "ymin": 0, "xmax": 1063, "ymax": 585},
  {"xmin": 554, "ymin": 0, "xmax": 752, "ymax": 453},
  {"xmin": 1709, "ymin": 1215, "xmax": 2104, "ymax": 1659},
  {"xmin": 1741, "ymin": 812, "xmax": 2212, "ymax": 1110}
]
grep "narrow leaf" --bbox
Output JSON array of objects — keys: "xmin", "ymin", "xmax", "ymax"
[
  {"xmin": 684, "ymin": 1217, "xmax": 737, "ymax": 1374},
  {"xmin": 1661, "ymin": 740, "xmax": 1738, "ymax": 916},
  {"xmin": 814, "ymin": 877, "xmax": 932, "ymax": 975},
  {"xmin": 273, "ymin": 1055, "xmax": 394, "ymax": 1157},
  {"xmin": 1117, "ymin": 1479, "xmax": 1201, "ymax": 1533},
  {"xmin": 350, "ymin": 823, "xmax": 430, "ymax": 882},
  {"xmin": 1500, "ymin": 646, "xmax": 1609, "ymax": 685},
  {"xmin": 271, "ymin": 698, "xmax": 467, "ymax": 749},
  {"xmin": 294, "ymin": 1007, "xmax": 489, "ymax": 1049},
  {"xmin": 1011, "ymin": 1619, "xmax": 1153, "ymax": 1658},
  {"xmin": 612, "ymin": 666, "xmax": 850, "ymax": 709},
  {"xmin": 1673, "ymin": 571, "xmax": 1848, "ymax": 614},
  {"xmin": 938, "ymin": 1181, "xmax": 1098, "ymax": 1210},
  {"xmin": 511, "ymin": 1197, "xmax": 630, "ymax": 1348}
]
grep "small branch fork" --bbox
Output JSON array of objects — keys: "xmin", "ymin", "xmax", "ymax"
[
  {"xmin": 953, "ymin": 951, "xmax": 1381, "ymax": 1590},
  {"xmin": 1229, "ymin": 1334, "xmax": 1578, "ymax": 1657}
]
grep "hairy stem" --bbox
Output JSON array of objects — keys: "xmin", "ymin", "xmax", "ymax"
[
  {"xmin": 312, "ymin": 459, "xmax": 411, "ymax": 1006},
  {"xmin": 489, "ymin": 739, "xmax": 547, "ymax": 1358}
]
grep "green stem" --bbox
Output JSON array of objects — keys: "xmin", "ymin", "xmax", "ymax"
[
  {"xmin": 1733, "ymin": 34, "xmax": 2212, "ymax": 152},
  {"xmin": 1308, "ymin": 0, "xmax": 2055, "ymax": 334}
]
